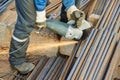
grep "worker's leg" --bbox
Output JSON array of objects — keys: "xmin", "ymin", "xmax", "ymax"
[{"xmin": 9, "ymin": 0, "xmax": 36, "ymax": 66}]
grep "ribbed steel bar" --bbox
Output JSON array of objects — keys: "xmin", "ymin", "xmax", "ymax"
[
  {"xmin": 93, "ymin": 31, "xmax": 114, "ymax": 80},
  {"xmin": 114, "ymin": 16, "xmax": 120, "ymax": 33},
  {"xmin": 98, "ymin": 0, "xmax": 108, "ymax": 15},
  {"xmin": 95, "ymin": 0, "xmax": 113, "ymax": 28},
  {"xmin": 48, "ymin": 58, "xmax": 63, "ymax": 80},
  {"xmin": 93, "ymin": 2, "xmax": 119, "ymax": 79},
  {"xmin": 105, "ymin": 40, "xmax": 120, "ymax": 80},
  {"xmin": 36, "ymin": 57, "xmax": 56, "ymax": 80},
  {"xmin": 93, "ymin": 0, "xmax": 101, "ymax": 14},
  {"xmin": 0, "ymin": 0, "xmax": 12, "ymax": 14},
  {"xmin": 95, "ymin": 5, "xmax": 120, "ymax": 79},
  {"xmin": 44, "ymin": 56, "xmax": 62, "ymax": 80},
  {"xmin": 46, "ymin": 0, "xmax": 61, "ymax": 14},
  {"xmin": 74, "ymin": 29, "xmax": 98, "ymax": 80},
  {"xmin": 59, "ymin": 39, "xmax": 82, "ymax": 80},
  {"xmin": 53, "ymin": 58, "xmax": 67, "ymax": 80},
  {"xmin": 98, "ymin": 0, "xmax": 116, "ymax": 29},
  {"xmin": 87, "ymin": 2, "xmax": 117, "ymax": 80},
  {"xmin": 79, "ymin": 0, "xmax": 91, "ymax": 10},
  {"xmin": 103, "ymin": 0, "xmax": 118, "ymax": 29},
  {"xmin": 27, "ymin": 56, "xmax": 48, "ymax": 80},
  {"xmin": 78, "ymin": 28, "xmax": 104, "ymax": 80},
  {"xmin": 85, "ymin": 3, "xmax": 119, "ymax": 79},
  {"xmin": 96, "ymin": 34, "xmax": 118, "ymax": 80},
  {"xmin": 87, "ymin": 0, "xmax": 97, "ymax": 15},
  {"xmin": 94, "ymin": 0, "xmax": 107, "ymax": 15},
  {"xmin": 0, "ymin": 0, "xmax": 12, "ymax": 9},
  {"xmin": 67, "ymin": 29, "xmax": 97, "ymax": 80},
  {"xmin": 0, "ymin": 0, "xmax": 8, "ymax": 6}
]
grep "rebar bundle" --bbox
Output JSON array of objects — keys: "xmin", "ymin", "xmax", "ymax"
[
  {"xmin": 67, "ymin": 0, "xmax": 120, "ymax": 79},
  {"xmin": 0, "ymin": 0, "xmax": 12, "ymax": 14}
]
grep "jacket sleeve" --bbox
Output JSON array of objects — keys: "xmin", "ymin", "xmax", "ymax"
[
  {"xmin": 34, "ymin": 0, "xmax": 47, "ymax": 11},
  {"xmin": 62, "ymin": 0, "xmax": 75, "ymax": 10}
]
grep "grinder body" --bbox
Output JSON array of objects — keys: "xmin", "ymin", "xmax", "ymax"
[{"xmin": 46, "ymin": 20, "xmax": 91, "ymax": 40}]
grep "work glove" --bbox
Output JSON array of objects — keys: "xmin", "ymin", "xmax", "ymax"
[
  {"xmin": 35, "ymin": 10, "xmax": 46, "ymax": 29},
  {"xmin": 67, "ymin": 5, "xmax": 85, "ymax": 27}
]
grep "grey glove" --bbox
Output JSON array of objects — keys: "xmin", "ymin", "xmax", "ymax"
[
  {"xmin": 67, "ymin": 5, "xmax": 85, "ymax": 27},
  {"xmin": 71, "ymin": 10, "xmax": 85, "ymax": 27}
]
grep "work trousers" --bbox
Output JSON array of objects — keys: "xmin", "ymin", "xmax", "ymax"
[{"xmin": 9, "ymin": 0, "xmax": 36, "ymax": 65}]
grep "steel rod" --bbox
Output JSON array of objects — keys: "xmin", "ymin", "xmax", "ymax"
[
  {"xmin": 84, "ymin": 7, "xmax": 119, "ymax": 79},
  {"xmin": 44, "ymin": 56, "xmax": 62, "ymax": 80},
  {"xmin": 78, "ymin": 28, "xmax": 104, "ymax": 80},
  {"xmin": 67, "ymin": 29, "xmax": 97, "ymax": 80},
  {"xmin": 93, "ymin": 2, "xmax": 119, "ymax": 79},
  {"xmin": 36, "ymin": 57, "xmax": 56, "ymax": 80},
  {"xmin": 54, "ymin": 58, "xmax": 67, "ymax": 80},
  {"xmin": 95, "ymin": 0, "xmax": 112, "ymax": 28},
  {"xmin": 96, "ymin": 34, "xmax": 118, "ymax": 80},
  {"xmin": 59, "ymin": 39, "xmax": 82, "ymax": 80},
  {"xmin": 105, "ymin": 40, "xmax": 120, "ymax": 80},
  {"xmin": 27, "ymin": 56, "xmax": 48, "ymax": 80}
]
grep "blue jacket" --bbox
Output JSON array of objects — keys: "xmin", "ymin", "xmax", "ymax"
[{"xmin": 34, "ymin": 0, "xmax": 75, "ymax": 11}]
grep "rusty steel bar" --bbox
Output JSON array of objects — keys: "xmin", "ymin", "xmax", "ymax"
[
  {"xmin": 93, "ymin": 31, "xmax": 114, "ymax": 80},
  {"xmin": 36, "ymin": 57, "xmax": 56, "ymax": 80},
  {"xmin": 98, "ymin": 0, "xmax": 108, "ymax": 15},
  {"xmin": 95, "ymin": 5, "xmax": 119, "ymax": 77},
  {"xmin": 84, "ymin": 6, "xmax": 119, "ymax": 79},
  {"xmin": 44, "ymin": 56, "xmax": 62, "ymax": 80},
  {"xmin": 46, "ymin": 0, "xmax": 61, "ymax": 14},
  {"xmin": 27, "ymin": 56, "xmax": 48, "ymax": 80},
  {"xmin": 59, "ymin": 39, "xmax": 82, "ymax": 80},
  {"xmin": 67, "ymin": 29, "xmax": 97, "ymax": 80},
  {"xmin": 79, "ymin": 0, "xmax": 91, "ymax": 10},
  {"xmin": 95, "ymin": 0, "xmax": 113, "ymax": 28},
  {"xmin": 105, "ymin": 40, "xmax": 120, "ymax": 80},
  {"xmin": 48, "ymin": 57, "xmax": 64, "ymax": 80},
  {"xmin": 98, "ymin": 0, "xmax": 116, "ymax": 29},
  {"xmin": 93, "ymin": 2, "xmax": 119, "ymax": 79},
  {"xmin": 93, "ymin": 0, "xmax": 101, "ymax": 14},
  {"xmin": 87, "ymin": 1, "xmax": 118, "ymax": 79},
  {"xmin": 78, "ymin": 28, "xmax": 104, "ymax": 80},
  {"xmin": 87, "ymin": 0, "xmax": 97, "ymax": 15},
  {"xmin": 74, "ymin": 29, "xmax": 98, "ymax": 80},
  {"xmin": 114, "ymin": 16, "xmax": 120, "ymax": 33},
  {"xmin": 103, "ymin": 0, "xmax": 118, "ymax": 29},
  {"xmin": 53, "ymin": 58, "xmax": 67, "ymax": 80},
  {"xmin": 96, "ymin": 34, "xmax": 118, "ymax": 80},
  {"xmin": 94, "ymin": 0, "xmax": 108, "ymax": 15}
]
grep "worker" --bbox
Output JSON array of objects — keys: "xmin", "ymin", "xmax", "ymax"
[{"xmin": 9, "ymin": 0, "xmax": 84, "ymax": 74}]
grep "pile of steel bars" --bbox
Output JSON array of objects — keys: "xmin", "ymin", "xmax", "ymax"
[
  {"xmin": 14, "ymin": 0, "xmax": 119, "ymax": 80},
  {"xmin": 66, "ymin": 0, "xmax": 120, "ymax": 80},
  {"xmin": 46, "ymin": 0, "xmax": 62, "ymax": 14},
  {"xmin": 0, "ymin": 0, "xmax": 12, "ymax": 14},
  {"xmin": 26, "ymin": 56, "xmax": 68, "ymax": 80},
  {"xmin": 76, "ymin": 0, "xmax": 91, "ymax": 10},
  {"xmin": 88, "ymin": 0, "xmax": 109, "ymax": 16}
]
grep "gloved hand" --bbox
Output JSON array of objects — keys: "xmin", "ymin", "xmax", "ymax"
[
  {"xmin": 67, "ymin": 5, "xmax": 85, "ymax": 27},
  {"xmin": 35, "ymin": 10, "xmax": 46, "ymax": 29}
]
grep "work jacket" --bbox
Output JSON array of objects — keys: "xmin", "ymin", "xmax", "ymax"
[{"xmin": 34, "ymin": 0, "xmax": 75, "ymax": 11}]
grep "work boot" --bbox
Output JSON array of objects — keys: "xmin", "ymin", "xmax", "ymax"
[{"xmin": 12, "ymin": 62, "xmax": 35, "ymax": 74}]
